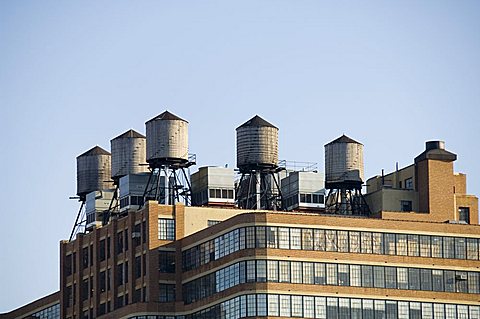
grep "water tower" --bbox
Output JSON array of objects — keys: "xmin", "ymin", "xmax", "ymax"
[
  {"xmin": 324, "ymin": 135, "xmax": 370, "ymax": 215},
  {"xmin": 111, "ymin": 129, "xmax": 148, "ymax": 182},
  {"xmin": 102, "ymin": 129, "xmax": 148, "ymax": 224},
  {"xmin": 143, "ymin": 111, "xmax": 195, "ymax": 205},
  {"xmin": 235, "ymin": 115, "xmax": 283, "ymax": 210},
  {"xmin": 70, "ymin": 146, "xmax": 114, "ymax": 240}
]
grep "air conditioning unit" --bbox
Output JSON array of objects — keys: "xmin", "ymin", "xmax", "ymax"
[
  {"xmin": 456, "ymin": 274, "xmax": 468, "ymax": 280},
  {"xmin": 132, "ymin": 232, "xmax": 141, "ymax": 239}
]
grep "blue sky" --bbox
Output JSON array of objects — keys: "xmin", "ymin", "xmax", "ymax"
[{"xmin": 1, "ymin": 0, "xmax": 479, "ymax": 312}]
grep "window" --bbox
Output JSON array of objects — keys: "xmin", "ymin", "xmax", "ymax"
[
  {"xmin": 314, "ymin": 229, "xmax": 325, "ymax": 251},
  {"xmin": 444, "ymin": 270, "xmax": 455, "ymax": 292},
  {"xmin": 420, "ymin": 235, "xmax": 431, "ymax": 257},
  {"xmin": 405, "ymin": 177, "xmax": 413, "ymax": 190},
  {"xmin": 326, "ymin": 230, "xmax": 337, "ymax": 252},
  {"xmin": 268, "ymin": 294, "xmax": 279, "ymax": 316},
  {"xmin": 401, "ymin": 200, "xmax": 412, "ymax": 212},
  {"xmin": 99, "ymin": 239, "xmax": 106, "ymax": 261},
  {"xmin": 159, "ymin": 284, "xmax": 175, "ymax": 302},
  {"xmin": 361, "ymin": 232, "xmax": 372, "ymax": 254},
  {"xmin": 256, "ymin": 226, "xmax": 266, "ymax": 248},
  {"xmin": 99, "ymin": 271, "xmax": 106, "ymax": 292},
  {"xmin": 338, "ymin": 264, "xmax": 349, "ymax": 286},
  {"xmin": 291, "ymin": 262, "xmax": 302, "ymax": 283},
  {"xmin": 408, "ymin": 268, "xmax": 420, "ymax": 290},
  {"xmin": 420, "ymin": 269, "xmax": 432, "ymax": 291},
  {"xmin": 432, "ymin": 270, "xmax": 444, "ymax": 291},
  {"xmin": 290, "ymin": 228, "xmax": 302, "ymax": 250},
  {"xmin": 349, "ymin": 231, "xmax": 360, "ymax": 253},
  {"xmin": 432, "ymin": 236, "xmax": 443, "ymax": 258},
  {"xmin": 303, "ymin": 262, "xmax": 314, "ymax": 284},
  {"xmin": 257, "ymin": 294, "xmax": 267, "ymax": 316},
  {"xmin": 267, "ymin": 260, "xmax": 278, "ymax": 282},
  {"xmin": 267, "ymin": 227, "xmax": 278, "ymax": 248},
  {"xmin": 257, "ymin": 260, "xmax": 267, "ymax": 282},
  {"xmin": 408, "ymin": 234, "xmax": 419, "ymax": 256},
  {"xmin": 373, "ymin": 266, "xmax": 385, "ymax": 288},
  {"xmin": 302, "ymin": 229, "xmax": 314, "ymax": 250},
  {"xmin": 279, "ymin": 261, "xmax": 290, "ymax": 283},
  {"xmin": 351, "ymin": 299, "xmax": 362, "ymax": 319},
  {"xmin": 278, "ymin": 227, "xmax": 290, "ymax": 249},
  {"xmin": 116, "ymin": 231, "xmax": 124, "ymax": 254},
  {"xmin": 443, "ymin": 237, "xmax": 455, "ymax": 259},
  {"xmin": 304, "ymin": 296, "xmax": 315, "ymax": 318},
  {"xmin": 292, "ymin": 295, "xmax": 303, "ymax": 317},
  {"xmin": 135, "ymin": 256, "xmax": 141, "ymax": 279},
  {"xmin": 326, "ymin": 264, "xmax": 338, "ymax": 285},
  {"xmin": 337, "ymin": 231, "xmax": 349, "ymax": 252},
  {"xmin": 361, "ymin": 265, "xmax": 373, "ymax": 288},
  {"xmin": 350, "ymin": 265, "xmax": 361, "ymax": 287},
  {"xmin": 315, "ymin": 263, "xmax": 326, "ymax": 285},
  {"xmin": 466, "ymin": 238, "xmax": 479, "ymax": 260},
  {"xmin": 385, "ymin": 267, "xmax": 397, "ymax": 289},
  {"xmin": 459, "ymin": 207, "xmax": 470, "ymax": 223},
  {"xmin": 339, "ymin": 298, "xmax": 350, "ymax": 319},
  {"xmin": 384, "ymin": 233, "xmax": 396, "ymax": 255},
  {"xmin": 82, "ymin": 247, "xmax": 89, "ymax": 269},
  {"xmin": 246, "ymin": 227, "xmax": 255, "ymax": 248},
  {"xmin": 159, "ymin": 251, "xmax": 175, "ymax": 273},
  {"xmin": 397, "ymin": 268, "xmax": 408, "ymax": 289},
  {"xmin": 396, "ymin": 234, "xmax": 408, "ymax": 256},
  {"xmin": 372, "ymin": 233, "xmax": 384, "ymax": 254},
  {"xmin": 158, "ymin": 219, "xmax": 175, "ymax": 240},
  {"xmin": 455, "ymin": 237, "xmax": 466, "ymax": 259},
  {"xmin": 207, "ymin": 220, "xmax": 221, "ymax": 227},
  {"xmin": 280, "ymin": 295, "xmax": 291, "ymax": 317}
]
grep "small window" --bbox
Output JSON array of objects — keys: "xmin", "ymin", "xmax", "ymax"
[
  {"xmin": 400, "ymin": 200, "xmax": 412, "ymax": 212},
  {"xmin": 405, "ymin": 178, "xmax": 413, "ymax": 190},
  {"xmin": 300, "ymin": 194, "xmax": 306, "ymax": 203},
  {"xmin": 459, "ymin": 207, "xmax": 470, "ymax": 223},
  {"xmin": 306, "ymin": 194, "xmax": 312, "ymax": 203},
  {"xmin": 208, "ymin": 220, "xmax": 221, "ymax": 227},
  {"xmin": 158, "ymin": 219, "xmax": 175, "ymax": 240}
]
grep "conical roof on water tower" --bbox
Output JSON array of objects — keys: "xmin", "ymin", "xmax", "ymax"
[
  {"xmin": 110, "ymin": 129, "xmax": 148, "ymax": 182},
  {"xmin": 76, "ymin": 146, "xmax": 113, "ymax": 201},
  {"xmin": 324, "ymin": 134, "xmax": 364, "ymax": 186},
  {"xmin": 145, "ymin": 111, "xmax": 189, "ymax": 167},
  {"xmin": 236, "ymin": 115, "xmax": 279, "ymax": 171}
]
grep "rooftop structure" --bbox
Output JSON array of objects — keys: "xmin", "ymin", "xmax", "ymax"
[{"xmin": 2, "ymin": 115, "xmax": 479, "ymax": 319}]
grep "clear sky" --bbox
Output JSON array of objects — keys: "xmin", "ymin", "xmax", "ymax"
[{"xmin": 0, "ymin": 0, "xmax": 479, "ymax": 312}]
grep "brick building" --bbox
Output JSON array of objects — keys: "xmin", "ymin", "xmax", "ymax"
[{"xmin": 1, "ymin": 124, "xmax": 479, "ymax": 319}]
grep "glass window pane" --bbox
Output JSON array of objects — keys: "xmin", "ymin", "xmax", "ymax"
[
  {"xmin": 420, "ymin": 236, "xmax": 431, "ymax": 257},
  {"xmin": 326, "ymin": 230, "xmax": 338, "ymax": 252},
  {"xmin": 338, "ymin": 231, "xmax": 349, "ymax": 252},
  {"xmin": 280, "ymin": 295, "xmax": 291, "ymax": 317},
  {"xmin": 372, "ymin": 233, "xmax": 384, "ymax": 254},
  {"xmin": 466, "ymin": 238, "xmax": 479, "ymax": 260},
  {"xmin": 326, "ymin": 264, "xmax": 338, "ymax": 285},
  {"xmin": 361, "ymin": 232, "xmax": 373, "ymax": 254},
  {"xmin": 350, "ymin": 231, "xmax": 361, "ymax": 253},
  {"xmin": 350, "ymin": 265, "xmax": 361, "ymax": 287},
  {"xmin": 302, "ymin": 229, "xmax": 314, "ymax": 250},
  {"xmin": 268, "ymin": 294, "xmax": 279, "ymax": 316},
  {"xmin": 278, "ymin": 227, "xmax": 290, "ymax": 249},
  {"xmin": 314, "ymin": 229, "xmax": 326, "ymax": 251},
  {"xmin": 291, "ymin": 228, "xmax": 302, "ymax": 250}
]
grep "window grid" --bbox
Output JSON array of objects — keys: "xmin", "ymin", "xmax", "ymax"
[{"xmin": 183, "ymin": 226, "xmax": 480, "ymax": 271}]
